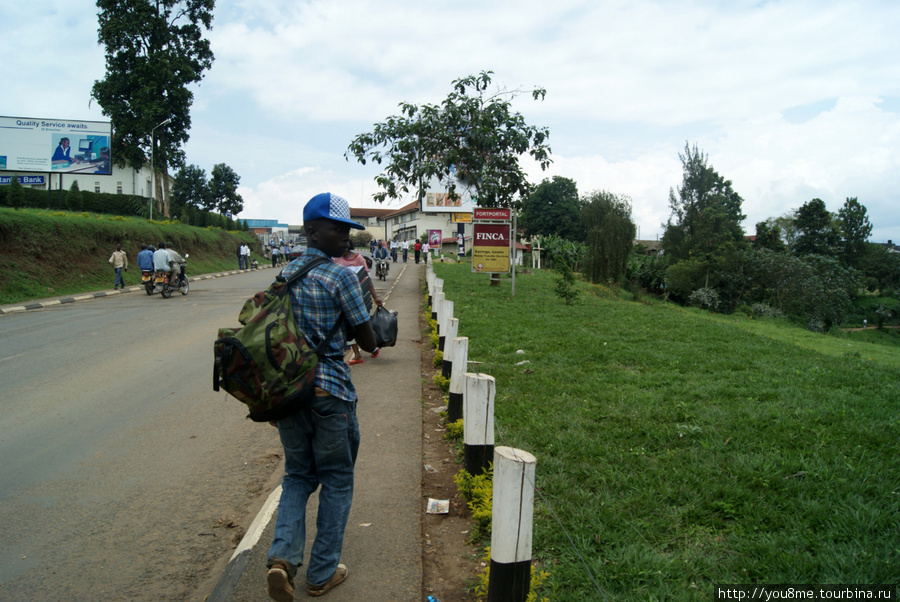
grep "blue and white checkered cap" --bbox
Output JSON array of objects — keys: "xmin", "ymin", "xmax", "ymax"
[{"xmin": 303, "ymin": 192, "xmax": 364, "ymax": 229}]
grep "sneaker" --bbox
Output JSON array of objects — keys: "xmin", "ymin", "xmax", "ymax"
[
  {"xmin": 307, "ymin": 564, "xmax": 348, "ymax": 597},
  {"xmin": 348, "ymin": 358, "xmax": 364, "ymax": 365},
  {"xmin": 266, "ymin": 563, "xmax": 294, "ymax": 602},
  {"xmin": 370, "ymin": 347, "xmax": 380, "ymax": 359}
]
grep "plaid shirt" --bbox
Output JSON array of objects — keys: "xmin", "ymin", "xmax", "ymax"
[{"xmin": 282, "ymin": 249, "xmax": 369, "ymax": 402}]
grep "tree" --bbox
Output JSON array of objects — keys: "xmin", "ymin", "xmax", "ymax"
[
  {"xmin": 65, "ymin": 181, "xmax": 84, "ymax": 212},
  {"xmin": 346, "ymin": 71, "xmax": 552, "ymax": 208},
  {"xmin": 171, "ymin": 164, "xmax": 211, "ymax": 215},
  {"xmin": 662, "ymin": 143, "xmax": 746, "ymax": 263},
  {"xmin": 208, "ymin": 163, "xmax": 243, "ymax": 215},
  {"xmin": 520, "ymin": 176, "xmax": 582, "ymax": 240},
  {"xmin": 581, "ymin": 190, "xmax": 636, "ymax": 284},
  {"xmin": 837, "ymin": 197, "xmax": 873, "ymax": 269},
  {"xmin": 7, "ymin": 177, "xmax": 25, "ymax": 211},
  {"xmin": 91, "ymin": 0, "xmax": 215, "ymax": 218},
  {"xmin": 793, "ymin": 198, "xmax": 839, "ymax": 257},
  {"xmin": 753, "ymin": 220, "xmax": 785, "ymax": 252}
]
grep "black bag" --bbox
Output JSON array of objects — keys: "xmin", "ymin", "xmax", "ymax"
[{"xmin": 371, "ymin": 305, "xmax": 398, "ymax": 347}]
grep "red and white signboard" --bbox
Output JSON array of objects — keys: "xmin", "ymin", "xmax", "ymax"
[{"xmin": 473, "ymin": 207, "xmax": 511, "ymax": 221}]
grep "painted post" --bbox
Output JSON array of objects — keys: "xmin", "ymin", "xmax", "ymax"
[
  {"xmin": 487, "ymin": 447, "xmax": 537, "ymax": 602},
  {"xmin": 447, "ymin": 336, "xmax": 468, "ymax": 423},
  {"xmin": 441, "ymin": 317, "xmax": 459, "ymax": 379},
  {"xmin": 463, "ymin": 373, "xmax": 494, "ymax": 475},
  {"xmin": 438, "ymin": 300, "xmax": 453, "ymax": 352},
  {"xmin": 432, "ymin": 290, "xmax": 443, "ymax": 324}
]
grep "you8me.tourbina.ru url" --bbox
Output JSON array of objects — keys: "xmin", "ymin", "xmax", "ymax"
[{"xmin": 715, "ymin": 585, "xmax": 897, "ymax": 601}]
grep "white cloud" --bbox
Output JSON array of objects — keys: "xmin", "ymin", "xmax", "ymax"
[{"xmin": 4, "ymin": 0, "xmax": 900, "ymax": 241}]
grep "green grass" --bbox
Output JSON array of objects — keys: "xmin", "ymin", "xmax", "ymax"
[
  {"xmin": 432, "ymin": 264, "xmax": 900, "ymax": 601},
  {"xmin": 0, "ymin": 207, "xmax": 260, "ymax": 304}
]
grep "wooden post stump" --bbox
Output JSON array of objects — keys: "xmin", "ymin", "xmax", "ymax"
[
  {"xmin": 463, "ymin": 373, "xmax": 494, "ymax": 475},
  {"xmin": 487, "ymin": 446, "xmax": 537, "ymax": 602}
]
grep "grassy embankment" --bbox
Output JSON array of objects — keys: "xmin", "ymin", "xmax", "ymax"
[
  {"xmin": 0, "ymin": 207, "xmax": 263, "ymax": 304},
  {"xmin": 432, "ymin": 262, "xmax": 899, "ymax": 601}
]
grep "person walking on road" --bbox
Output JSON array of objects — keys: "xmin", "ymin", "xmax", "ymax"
[
  {"xmin": 401, "ymin": 239, "xmax": 409, "ymax": 262},
  {"xmin": 414, "ymin": 239, "xmax": 421, "ymax": 263},
  {"xmin": 333, "ymin": 241, "xmax": 383, "ymax": 365},
  {"xmin": 109, "ymin": 242, "xmax": 128, "ymax": 289},
  {"xmin": 265, "ymin": 192, "xmax": 378, "ymax": 601}
]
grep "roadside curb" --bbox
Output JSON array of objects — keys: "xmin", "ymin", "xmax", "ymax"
[{"xmin": 0, "ymin": 265, "xmax": 276, "ymax": 315}]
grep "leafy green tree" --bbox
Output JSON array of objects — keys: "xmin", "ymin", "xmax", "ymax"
[
  {"xmin": 7, "ymin": 177, "xmax": 25, "ymax": 210},
  {"xmin": 860, "ymin": 243, "xmax": 900, "ymax": 291},
  {"xmin": 521, "ymin": 176, "xmax": 582, "ymax": 240},
  {"xmin": 208, "ymin": 163, "xmax": 243, "ymax": 215},
  {"xmin": 172, "ymin": 164, "xmax": 211, "ymax": 214},
  {"xmin": 346, "ymin": 71, "xmax": 552, "ymax": 208},
  {"xmin": 91, "ymin": 0, "xmax": 215, "ymax": 218},
  {"xmin": 553, "ymin": 258, "xmax": 578, "ymax": 305},
  {"xmin": 662, "ymin": 143, "xmax": 747, "ymax": 263},
  {"xmin": 753, "ymin": 220, "xmax": 785, "ymax": 252},
  {"xmin": 581, "ymin": 190, "xmax": 636, "ymax": 284},
  {"xmin": 65, "ymin": 181, "xmax": 84, "ymax": 212},
  {"xmin": 837, "ymin": 197, "xmax": 873, "ymax": 269},
  {"xmin": 793, "ymin": 198, "xmax": 839, "ymax": 256}
]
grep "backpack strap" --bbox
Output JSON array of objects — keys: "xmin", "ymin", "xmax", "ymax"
[{"xmin": 279, "ymin": 255, "xmax": 346, "ymax": 356}]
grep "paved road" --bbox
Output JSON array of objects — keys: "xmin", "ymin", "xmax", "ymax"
[{"xmin": 0, "ymin": 258, "xmax": 425, "ymax": 601}]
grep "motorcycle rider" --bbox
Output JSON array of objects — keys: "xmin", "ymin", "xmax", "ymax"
[
  {"xmin": 373, "ymin": 240, "xmax": 389, "ymax": 276},
  {"xmin": 165, "ymin": 241, "xmax": 187, "ymax": 287}
]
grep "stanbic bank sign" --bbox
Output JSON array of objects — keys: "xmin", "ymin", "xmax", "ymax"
[{"xmin": 472, "ymin": 222, "xmax": 511, "ymax": 273}]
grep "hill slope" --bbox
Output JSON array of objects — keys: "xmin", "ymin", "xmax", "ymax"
[{"xmin": 0, "ymin": 208, "xmax": 262, "ymax": 304}]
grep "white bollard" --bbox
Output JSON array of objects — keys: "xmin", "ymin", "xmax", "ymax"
[
  {"xmin": 431, "ymin": 290, "xmax": 443, "ymax": 323},
  {"xmin": 447, "ymin": 336, "xmax": 468, "ymax": 423},
  {"xmin": 441, "ymin": 318, "xmax": 459, "ymax": 379},
  {"xmin": 438, "ymin": 300, "xmax": 454, "ymax": 351},
  {"xmin": 463, "ymin": 373, "xmax": 495, "ymax": 475},
  {"xmin": 487, "ymin": 447, "xmax": 537, "ymax": 602}
]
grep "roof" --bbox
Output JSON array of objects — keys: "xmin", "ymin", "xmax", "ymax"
[
  {"xmin": 349, "ymin": 207, "xmax": 396, "ymax": 219},
  {"xmin": 379, "ymin": 201, "xmax": 420, "ymax": 220}
]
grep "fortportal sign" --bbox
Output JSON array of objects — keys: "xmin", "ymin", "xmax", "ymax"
[{"xmin": 472, "ymin": 211, "xmax": 512, "ymax": 274}]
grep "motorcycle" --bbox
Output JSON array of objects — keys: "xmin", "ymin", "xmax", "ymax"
[
  {"xmin": 154, "ymin": 255, "xmax": 190, "ymax": 298},
  {"xmin": 375, "ymin": 258, "xmax": 389, "ymax": 281},
  {"xmin": 141, "ymin": 269, "xmax": 155, "ymax": 295}
]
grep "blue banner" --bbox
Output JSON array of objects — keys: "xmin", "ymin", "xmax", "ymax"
[{"xmin": 0, "ymin": 175, "xmax": 46, "ymax": 185}]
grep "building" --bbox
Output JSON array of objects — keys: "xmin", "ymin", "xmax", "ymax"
[
  {"xmin": 378, "ymin": 201, "xmax": 470, "ymax": 254},
  {"xmin": 1, "ymin": 161, "xmax": 173, "ymax": 199}
]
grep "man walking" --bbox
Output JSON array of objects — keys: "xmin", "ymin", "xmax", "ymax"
[
  {"xmin": 266, "ymin": 192, "xmax": 377, "ymax": 601},
  {"xmin": 108, "ymin": 242, "xmax": 128, "ymax": 289}
]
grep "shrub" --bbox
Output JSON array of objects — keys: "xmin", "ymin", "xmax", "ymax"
[
  {"xmin": 453, "ymin": 467, "xmax": 493, "ymax": 541},
  {"xmin": 688, "ymin": 287, "xmax": 720, "ymax": 311}
]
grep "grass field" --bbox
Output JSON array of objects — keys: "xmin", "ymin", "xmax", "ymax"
[{"xmin": 431, "ymin": 262, "xmax": 899, "ymax": 601}]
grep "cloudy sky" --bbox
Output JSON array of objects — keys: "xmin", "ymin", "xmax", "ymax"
[{"xmin": 4, "ymin": 0, "xmax": 899, "ymax": 241}]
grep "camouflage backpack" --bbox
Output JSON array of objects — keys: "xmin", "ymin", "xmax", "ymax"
[{"xmin": 213, "ymin": 256, "xmax": 342, "ymax": 422}]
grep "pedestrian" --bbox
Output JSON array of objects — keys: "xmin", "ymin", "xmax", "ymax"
[
  {"xmin": 422, "ymin": 241, "xmax": 430, "ymax": 264},
  {"xmin": 401, "ymin": 239, "xmax": 409, "ymax": 262},
  {"xmin": 237, "ymin": 244, "xmax": 244, "ymax": 269},
  {"xmin": 414, "ymin": 239, "xmax": 421, "ymax": 263},
  {"xmin": 272, "ymin": 246, "xmax": 280, "ymax": 268},
  {"xmin": 265, "ymin": 192, "xmax": 377, "ymax": 601},
  {"xmin": 333, "ymin": 241, "xmax": 383, "ymax": 365},
  {"xmin": 109, "ymin": 242, "xmax": 128, "ymax": 289},
  {"xmin": 390, "ymin": 238, "xmax": 399, "ymax": 262},
  {"xmin": 240, "ymin": 243, "xmax": 251, "ymax": 269}
]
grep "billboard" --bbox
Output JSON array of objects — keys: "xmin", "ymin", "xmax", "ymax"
[
  {"xmin": 472, "ymin": 223, "xmax": 511, "ymax": 273},
  {"xmin": 0, "ymin": 116, "xmax": 113, "ymax": 176},
  {"xmin": 420, "ymin": 173, "xmax": 477, "ymax": 214}
]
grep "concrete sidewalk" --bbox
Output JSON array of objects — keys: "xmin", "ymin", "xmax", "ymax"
[{"xmin": 208, "ymin": 260, "xmax": 426, "ymax": 601}]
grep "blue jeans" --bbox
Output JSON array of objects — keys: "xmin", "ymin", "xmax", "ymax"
[
  {"xmin": 267, "ymin": 395, "xmax": 360, "ymax": 587},
  {"xmin": 114, "ymin": 267, "xmax": 125, "ymax": 288}
]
